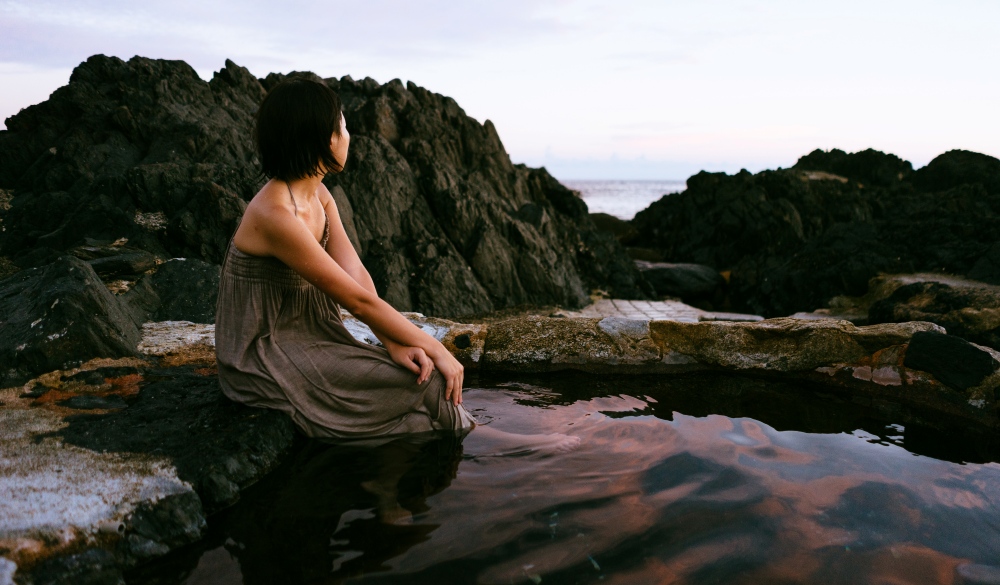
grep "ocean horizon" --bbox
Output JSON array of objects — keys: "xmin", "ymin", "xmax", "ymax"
[{"xmin": 561, "ymin": 179, "xmax": 686, "ymax": 221}]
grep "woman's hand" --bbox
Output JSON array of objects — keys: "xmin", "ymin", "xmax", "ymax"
[
  {"xmin": 385, "ymin": 341, "xmax": 434, "ymax": 385},
  {"xmin": 428, "ymin": 346, "xmax": 464, "ymax": 405}
]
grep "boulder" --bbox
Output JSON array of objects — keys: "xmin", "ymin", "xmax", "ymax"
[
  {"xmin": 0, "ymin": 256, "xmax": 141, "ymax": 386},
  {"xmin": 0, "ymin": 56, "xmax": 647, "ymax": 320},
  {"xmin": 903, "ymin": 331, "xmax": 999, "ymax": 390},
  {"xmin": 634, "ymin": 261, "xmax": 725, "ymax": 301},
  {"xmin": 867, "ymin": 276, "xmax": 1000, "ymax": 350}
]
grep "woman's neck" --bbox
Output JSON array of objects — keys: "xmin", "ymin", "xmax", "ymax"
[{"xmin": 283, "ymin": 175, "xmax": 324, "ymax": 205}]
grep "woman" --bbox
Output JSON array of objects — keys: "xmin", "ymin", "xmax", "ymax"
[
  {"xmin": 215, "ymin": 76, "xmax": 474, "ymax": 439},
  {"xmin": 216, "ymin": 76, "xmax": 578, "ymax": 460}
]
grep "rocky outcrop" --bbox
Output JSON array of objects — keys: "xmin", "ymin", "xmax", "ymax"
[
  {"xmin": 0, "ymin": 55, "xmax": 646, "ymax": 320},
  {"xmin": 629, "ymin": 148, "xmax": 1000, "ymax": 317}
]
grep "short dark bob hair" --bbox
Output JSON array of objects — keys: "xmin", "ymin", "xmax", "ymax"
[{"xmin": 255, "ymin": 76, "xmax": 344, "ymax": 181}]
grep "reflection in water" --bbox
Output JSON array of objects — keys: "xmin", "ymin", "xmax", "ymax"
[{"xmin": 131, "ymin": 374, "xmax": 1000, "ymax": 585}]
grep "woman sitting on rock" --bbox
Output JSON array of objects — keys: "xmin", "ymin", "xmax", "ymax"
[
  {"xmin": 215, "ymin": 76, "xmax": 474, "ymax": 438},
  {"xmin": 215, "ymin": 76, "xmax": 578, "ymax": 457}
]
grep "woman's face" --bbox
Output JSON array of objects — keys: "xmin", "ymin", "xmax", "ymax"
[{"xmin": 330, "ymin": 112, "xmax": 350, "ymax": 170}]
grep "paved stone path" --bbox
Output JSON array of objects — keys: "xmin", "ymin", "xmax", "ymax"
[{"xmin": 557, "ymin": 299, "xmax": 763, "ymax": 323}]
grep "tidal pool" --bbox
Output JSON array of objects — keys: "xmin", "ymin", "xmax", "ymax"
[{"xmin": 131, "ymin": 374, "xmax": 1000, "ymax": 585}]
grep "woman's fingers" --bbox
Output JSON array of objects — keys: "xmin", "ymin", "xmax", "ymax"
[
  {"xmin": 399, "ymin": 352, "xmax": 420, "ymax": 375},
  {"xmin": 416, "ymin": 351, "xmax": 433, "ymax": 384}
]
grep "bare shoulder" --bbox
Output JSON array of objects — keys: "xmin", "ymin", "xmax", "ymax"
[
  {"xmin": 318, "ymin": 182, "xmax": 339, "ymax": 212},
  {"xmin": 233, "ymin": 183, "xmax": 297, "ymax": 256}
]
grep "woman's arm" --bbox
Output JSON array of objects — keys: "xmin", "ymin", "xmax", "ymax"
[
  {"xmin": 255, "ymin": 197, "xmax": 464, "ymax": 402},
  {"xmin": 319, "ymin": 190, "xmax": 439, "ymax": 386}
]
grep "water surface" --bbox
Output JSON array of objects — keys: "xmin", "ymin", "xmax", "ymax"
[
  {"xmin": 562, "ymin": 180, "xmax": 685, "ymax": 220},
  {"xmin": 131, "ymin": 374, "xmax": 1000, "ymax": 585}
]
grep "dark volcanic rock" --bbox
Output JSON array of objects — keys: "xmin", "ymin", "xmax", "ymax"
[
  {"xmin": 911, "ymin": 150, "xmax": 1000, "ymax": 195},
  {"xmin": 56, "ymin": 365, "xmax": 297, "ymax": 513},
  {"xmin": 0, "ymin": 57, "xmax": 259, "ymax": 268},
  {"xmin": 793, "ymin": 148, "xmax": 913, "ymax": 187},
  {"xmin": 321, "ymin": 74, "xmax": 647, "ymax": 313},
  {"xmin": 0, "ymin": 56, "xmax": 646, "ymax": 319},
  {"xmin": 0, "ymin": 256, "xmax": 140, "ymax": 386},
  {"xmin": 903, "ymin": 331, "xmax": 998, "ymax": 390},
  {"xmin": 25, "ymin": 549, "xmax": 122, "ymax": 585},
  {"xmin": 630, "ymin": 149, "xmax": 1000, "ymax": 317},
  {"xmin": 148, "ymin": 258, "xmax": 220, "ymax": 323},
  {"xmin": 69, "ymin": 243, "xmax": 159, "ymax": 280},
  {"xmin": 869, "ymin": 280, "xmax": 1000, "ymax": 350},
  {"xmin": 635, "ymin": 261, "xmax": 725, "ymax": 301}
]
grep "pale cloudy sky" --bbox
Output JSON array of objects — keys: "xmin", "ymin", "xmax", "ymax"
[{"xmin": 2, "ymin": 0, "xmax": 998, "ymax": 179}]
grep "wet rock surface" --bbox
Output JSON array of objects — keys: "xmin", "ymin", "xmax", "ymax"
[
  {"xmin": 0, "ymin": 55, "xmax": 646, "ymax": 320},
  {"xmin": 629, "ymin": 149, "xmax": 1000, "ymax": 317},
  {"xmin": 0, "ymin": 353, "xmax": 295, "ymax": 585}
]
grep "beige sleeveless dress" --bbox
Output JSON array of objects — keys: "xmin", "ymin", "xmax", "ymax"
[{"xmin": 215, "ymin": 215, "xmax": 475, "ymax": 439}]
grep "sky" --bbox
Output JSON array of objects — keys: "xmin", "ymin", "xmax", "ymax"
[{"xmin": 1, "ymin": 0, "xmax": 998, "ymax": 180}]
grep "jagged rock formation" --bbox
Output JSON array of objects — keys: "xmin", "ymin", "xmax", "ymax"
[
  {"xmin": 0, "ymin": 256, "xmax": 141, "ymax": 386},
  {"xmin": 0, "ymin": 55, "xmax": 646, "ymax": 323},
  {"xmin": 629, "ymin": 148, "xmax": 1000, "ymax": 317}
]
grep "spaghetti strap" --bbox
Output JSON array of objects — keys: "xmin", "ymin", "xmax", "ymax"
[{"xmin": 287, "ymin": 182, "xmax": 298, "ymax": 216}]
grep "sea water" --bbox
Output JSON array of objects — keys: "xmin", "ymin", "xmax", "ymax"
[
  {"xmin": 562, "ymin": 180, "xmax": 686, "ymax": 220},
  {"xmin": 133, "ymin": 373, "xmax": 1000, "ymax": 585}
]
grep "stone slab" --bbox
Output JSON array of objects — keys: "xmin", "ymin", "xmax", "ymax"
[{"xmin": 557, "ymin": 299, "xmax": 763, "ymax": 323}]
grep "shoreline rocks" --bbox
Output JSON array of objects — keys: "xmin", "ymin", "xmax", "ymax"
[
  {"xmin": 3, "ymin": 313, "xmax": 999, "ymax": 583},
  {"xmin": 627, "ymin": 148, "xmax": 1000, "ymax": 318}
]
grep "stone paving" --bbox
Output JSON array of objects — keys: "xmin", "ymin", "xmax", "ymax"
[{"xmin": 557, "ymin": 299, "xmax": 764, "ymax": 323}]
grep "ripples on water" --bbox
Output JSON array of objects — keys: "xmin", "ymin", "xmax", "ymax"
[
  {"xmin": 561, "ymin": 180, "xmax": 686, "ymax": 220},
  {"xmin": 134, "ymin": 374, "xmax": 1000, "ymax": 585}
]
